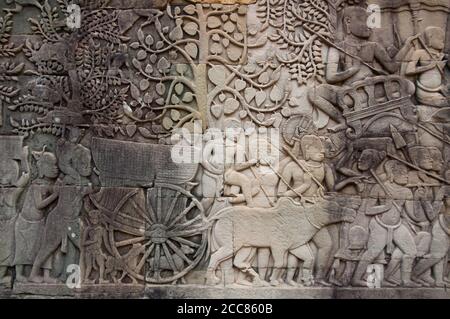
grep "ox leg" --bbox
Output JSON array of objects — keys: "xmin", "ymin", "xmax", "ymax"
[
  {"xmin": 312, "ymin": 227, "xmax": 333, "ymax": 286},
  {"xmin": 269, "ymin": 249, "xmax": 287, "ymax": 286},
  {"xmin": 234, "ymin": 248, "xmax": 266, "ymax": 286},
  {"xmin": 257, "ymin": 248, "xmax": 271, "ymax": 282},
  {"xmin": 285, "ymin": 254, "xmax": 299, "ymax": 286},
  {"xmin": 290, "ymin": 245, "xmax": 315, "ymax": 287},
  {"xmin": 206, "ymin": 247, "xmax": 233, "ymax": 285}
]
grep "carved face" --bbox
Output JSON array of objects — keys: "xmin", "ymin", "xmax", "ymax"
[
  {"xmin": 41, "ymin": 155, "xmax": 59, "ymax": 179},
  {"xmin": 73, "ymin": 146, "xmax": 92, "ymax": 177},
  {"xmin": 428, "ymin": 147, "xmax": 444, "ymax": 172},
  {"xmin": 88, "ymin": 210, "xmax": 101, "ymax": 225},
  {"xmin": 418, "ymin": 150, "xmax": 434, "ymax": 171},
  {"xmin": 357, "ymin": 149, "xmax": 381, "ymax": 171},
  {"xmin": 345, "ymin": 13, "xmax": 371, "ymax": 39},
  {"xmin": 392, "ymin": 164, "xmax": 408, "ymax": 186},
  {"xmin": 425, "ymin": 27, "xmax": 445, "ymax": 51},
  {"xmin": 0, "ymin": 160, "xmax": 19, "ymax": 185},
  {"xmin": 305, "ymin": 145, "xmax": 325, "ymax": 162}
]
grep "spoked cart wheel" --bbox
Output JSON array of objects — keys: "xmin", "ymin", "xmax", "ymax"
[{"xmin": 108, "ymin": 183, "xmax": 207, "ymax": 284}]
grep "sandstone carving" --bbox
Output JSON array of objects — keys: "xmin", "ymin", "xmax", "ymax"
[{"xmin": 0, "ymin": 0, "xmax": 448, "ymax": 299}]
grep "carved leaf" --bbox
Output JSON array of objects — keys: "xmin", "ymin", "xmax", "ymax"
[
  {"xmin": 144, "ymin": 35, "xmax": 154, "ymax": 46},
  {"xmin": 244, "ymin": 87, "xmax": 256, "ymax": 103},
  {"xmin": 183, "ymin": 22, "xmax": 198, "ymax": 36},
  {"xmin": 227, "ymin": 47, "xmax": 241, "ymax": 62},
  {"xmin": 183, "ymin": 5, "xmax": 196, "ymax": 15},
  {"xmin": 269, "ymin": 85, "xmax": 283, "ymax": 103},
  {"xmin": 139, "ymin": 79, "xmax": 150, "ymax": 91},
  {"xmin": 234, "ymin": 79, "xmax": 246, "ymax": 91},
  {"xmin": 185, "ymin": 43, "xmax": 198, "ymax": 59},
  {"xmin": 255, "ymin": 91, "xmax": 266, "ymax": 107},
  {"xmin": 126, "ymin": 124, "xmax": 137, "ymax": 137},
  {"xmin": 207, "ymin": 16, "xmax": 222, "ymax": 29},
  {"xmin": 175, "ymin": 83, "xmax": 184, "ymax": 95},
  {"xmin": 157, "ymin": 57, "xmax": 170, "ymax": 72},
  {"xmin": 182, "ymin": 92, "xmax": 194, "ymax": 103},
  {"xmin": 224, "ymin": 98, "xmax": 240, "ymax": 115},
  {"xmin": 211, "ymin": 104, "xmax": 223, "ymax": 119},
  {"xmin": 130, "ymin": 83, "xmax": 141, "ymax": 100},
  {"xmin": 156, "ymin": 83, "xmax": 166, "ymax": 96},
  {"xmin": 208, "ymin": 65, "xmax": 227, "ymax": 87}
]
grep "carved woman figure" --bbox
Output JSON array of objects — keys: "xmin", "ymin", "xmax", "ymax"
[
  {"xmin": 0, "ymin": 145, "xmax": 30, "ymax": 284},
  {"xmin": 13, "ymin": 147, "xmax": 59, "ymax": 283},
  {"xmin": 200, "ymin": 130, "xmax": 225, "ymax": 215},
  {"xmin": 29, "ymin": 142, "xmax": 93, "ymax": 283}
]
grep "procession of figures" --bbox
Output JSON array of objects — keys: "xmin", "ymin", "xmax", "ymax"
[{"xmin": 0, "ymin": 0, "xmax": 448, "ymax": 292}]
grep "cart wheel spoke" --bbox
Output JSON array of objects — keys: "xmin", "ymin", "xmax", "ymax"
[
  {"xmin": 162, "ymin": 242, "xmax": 179, "ymax": 273},
  {"xmin": 115, "ymin": 236, "xmax": 146, "ymax": 248},
  {"xmin": 167, "ymin": 239, "xmax": 192, "ymax": 265},
  {"xmin": 153, "ymin": 244, "xmax": 161, "ymax": 279},
  {"xmin": 156, "ymin": 186, "xmax": 162, "ymax": 223},
  {"xmin": 163, "ymin": 191, "xmax": 181, "ymax": 224},
  {"xmin": 136, "ymin": 243, "xmax": 154, "ymax": 273},
  {"xmin": 167, "ymin": 201, "xmax": 196, "ymax": 228},
  {"xmin": 172, "ymin": 236, "xmax": 200, "ymax": 248},
  {"xmin": 145, "ymin": 191, "xmax": 158, "ymax": 224}
]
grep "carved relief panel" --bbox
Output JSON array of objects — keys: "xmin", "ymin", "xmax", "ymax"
[{"xmin": 0, "ymin": 0, "xmax": 448, "ymax": 297}]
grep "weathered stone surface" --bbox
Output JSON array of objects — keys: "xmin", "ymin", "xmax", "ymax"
[{"xmin": 0, "ymin": 0, "xmax": 448, "ymax": 299}]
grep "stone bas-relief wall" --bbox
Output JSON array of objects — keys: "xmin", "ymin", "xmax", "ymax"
[{"xmin": 0, "ymin": 0, "xmax": 448, "ymax": 298}]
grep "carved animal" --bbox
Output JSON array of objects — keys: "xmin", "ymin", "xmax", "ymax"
[
  {"xmin": 105, "ymin": 243, "xmax": 144, "ymax": 284},
  {"xmin": 205, "ymin": 197, "xmax": 356, "ymax": 285}
]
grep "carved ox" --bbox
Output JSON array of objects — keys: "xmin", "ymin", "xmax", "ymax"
[{"xmin": 205, "ymin": 197, "xmax": 356, "ymax": 286}]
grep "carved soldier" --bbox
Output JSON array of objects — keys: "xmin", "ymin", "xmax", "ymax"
[
  {"xmin": 223, "ymin": 124, "xmax": 259, "ymax": 207},
  {"xmin": 332, "ymin": 147, "xmax": 387, "ymax": 286},
  {"xmin": 405, "ymin": 26, "xmax": 449, "ymax": 107},
  {"xmin": 308, "ymin": 6, "xmax": 416, "ymax": 130},
  {"xmin": 278, "ymin": 135, "xmax": 337, "ymax": 285},
  {"xmin": 351, "ymin": 160, "xmax": 420, "ymax": 287},
  {"xmin": 413, "ymin": 183, "xmax": 450, "ymax": 287}
]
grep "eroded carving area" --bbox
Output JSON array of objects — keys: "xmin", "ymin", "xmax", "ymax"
[{"xmin": 0, "ymin": 0, "xmax": 448, "ymax": 298}]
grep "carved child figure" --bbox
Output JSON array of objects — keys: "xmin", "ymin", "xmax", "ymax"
[
  {"xmin": 14, "ymin": 147, "xmax": 59, "ymax": 283},
  {"xmin": 82, "ymin": 210, "xmax": 109, "ymax": 284}
]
